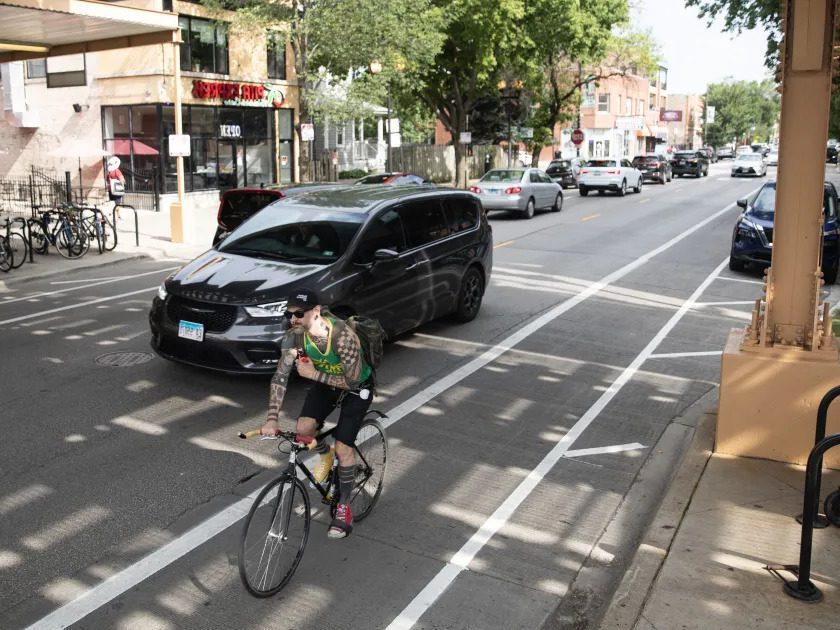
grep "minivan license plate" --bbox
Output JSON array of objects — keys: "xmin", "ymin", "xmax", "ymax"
[{"xmin": 178, "ymin": 320, "xmax": 204, "ymax": 342}]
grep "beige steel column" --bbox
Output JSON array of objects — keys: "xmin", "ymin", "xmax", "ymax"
[
  {"xmin": 170, "ymin": 39, "xmax": 185, "ymax": 243},
  {"xmin": 717, "ymin": 0, "xmax": 840, "ymax": 467},
  {"xmin": 763, "ymin": 0, "xmax": 835, "ymax": 348}
]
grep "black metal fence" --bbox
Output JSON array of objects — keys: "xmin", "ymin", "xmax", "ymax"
[{"xmin": 0, "ymin": 166, "xmax": 159, "ymax": 218}]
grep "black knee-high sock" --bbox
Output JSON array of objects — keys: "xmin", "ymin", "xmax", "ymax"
[{"xmin": 338, "ymin": 465, "xmax": 355, "ymax": 505}]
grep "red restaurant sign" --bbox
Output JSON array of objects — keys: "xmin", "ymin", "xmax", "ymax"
[
  {"xmin": 659, "ymin": 109, "xmax": 683, "ymax": 122},
  {"xmin": 192, "ymin": 80, "xmax": 286, "ymax": 108}
]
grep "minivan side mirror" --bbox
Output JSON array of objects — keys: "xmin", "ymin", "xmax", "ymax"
[
  {"xmin": 366, "ymin": 248, "xmax": 401, "ymax": 274},
  {"xmin": 736, "ymin": 198, "xmax": 748, "ymax": 209}
]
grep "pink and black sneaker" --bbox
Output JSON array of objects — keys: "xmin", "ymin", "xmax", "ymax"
[{"xmin": 328, "ymin": 503, "xmax": 353, "ymax": 539}]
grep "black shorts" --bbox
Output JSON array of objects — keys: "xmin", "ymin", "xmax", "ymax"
[{"xmin": 298, "ymin": 381, "xmax": 373, "ymax": 446}]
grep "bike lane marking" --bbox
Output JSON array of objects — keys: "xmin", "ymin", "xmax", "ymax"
[
  {"xmin": 385, "ymin": 257, "xmax": 729, "ymax": 630},
  {"xmin": 24, "ymin": 191, "xmax": 752, "ymax": 630},
  {"xmin": 0, "ymin": 267, "xmax": 177, "ymax": 306},
  {"xmin": 0, "ymin": 288, "xmax": 156, "ymax": 327}
]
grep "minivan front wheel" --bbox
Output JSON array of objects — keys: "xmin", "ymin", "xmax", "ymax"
[{"xmin": 454, "ymin": 267, "xmax": 484, "ymax": 322}]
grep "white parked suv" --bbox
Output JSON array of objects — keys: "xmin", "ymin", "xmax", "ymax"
[{"xmin": 578, "ymin": 157, "xmax": 644, "ymax": 197}]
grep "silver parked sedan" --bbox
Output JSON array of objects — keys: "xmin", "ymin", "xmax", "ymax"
[{"xmin": 470, "ymin": 168, "xmax": 563, "ymax": 219}]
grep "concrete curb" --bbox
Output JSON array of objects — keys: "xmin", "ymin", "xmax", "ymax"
[
  {"xmin": 598, "ymin": 394, "xmax": 716, "ymax": 629},
  {"xmin": 540, "ymin": 387, "xmax": 718, "ymax": 630}
]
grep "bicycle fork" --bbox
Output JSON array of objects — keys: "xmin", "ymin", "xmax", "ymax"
[{"xmin": 268, "ymin": 453, "xmax": 299, "ymax": 541}]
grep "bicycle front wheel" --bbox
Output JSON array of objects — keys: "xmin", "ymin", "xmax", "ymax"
[
  {"xmin": 0, "ymin": 237, "xmax": 11, "ymax": 272},
  {"xmin": 349, "ymin": 417, "xmax": 388, "ymax": 521},
  {"xmin": 7, "ymin": 231, "xmax": 28, "ymax": 269},
  {"xmin": 239, "ymin": 475, "xmax": 310, "ymax": 597},
  {"xmin": 99, "ymin": 217, "xmax": 117, "ymax": 251},
  {"xmin": 55, "ymin": 224, "xmax": 89, "ymax": 259}
]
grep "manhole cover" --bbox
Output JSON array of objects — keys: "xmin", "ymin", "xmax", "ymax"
[{"xmin": 95, "ymin": 352, "xmax": 155, "ymax": 367}]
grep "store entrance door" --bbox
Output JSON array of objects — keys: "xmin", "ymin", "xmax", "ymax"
[{"xmin": 218, "ymin": 140, "xmax": 245, "ymax": 189}]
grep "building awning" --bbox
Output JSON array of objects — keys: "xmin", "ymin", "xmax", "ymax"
[
  {"xmin": 0, "ymin": 0, "xmax": 180, "ymax": 63},
  {"xmin": 635, "ymin": 124, "xmax": 656, "ymax": 138}
]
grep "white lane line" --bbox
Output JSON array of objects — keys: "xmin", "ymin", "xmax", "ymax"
[
  {"xmin": 694, "ymin": 300, "xmax": 754, "ymax": 306},
  {"xmin": 0, "ymin": 288, "xmax": 156, "ymax": 327},
  {"xmin": 716, "ymin": 275, "xmax": 763, "ymax": 285},
  {"xmin": 24, "ymin": 491, "xmax": 258, "ymax": 630},
  {"xmin": 0, "ymin": 267, "xmax": 176, "ymax": 306},
  {"xmin": 385, "ymin": 258, "xmax": 729, "ymax": 630},
  {"xmin": 25, "ymin": 195, "xmax": 748, "ymax": 630},
  {"xmin": 563, "ymin": 442, "xmax": 645, "ymax": 458},
  {"xmin": 648, "ymin": 350, "xmax": 723, "ymax": 359}
]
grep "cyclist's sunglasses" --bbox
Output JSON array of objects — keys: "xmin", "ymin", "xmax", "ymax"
[{"xmin": 284, "ymin": 307, "xmax": 312, "ymax": 319}]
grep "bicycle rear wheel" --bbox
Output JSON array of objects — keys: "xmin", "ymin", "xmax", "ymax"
[
  {"xmin": 99, "ymin": 217, "xmax": 117, "ymax": 251},
  {"xmin": 55, "ymin": 224, "xmax": 89, "ymax": 259},
  {"xmin": 348, "ymin": 417, "xmax": 387, "ymax": 521},
  {"xmin": 0, "ymin": 237, "xmax": 11, "ymax": 272},
  {"xmin": 7, "ymin": 231, "xmax": 28, "ymax": 269},
  {"xmin": 28, "ymin": 220, "xmax": 49, "ymax": 255},
  {"xmin": 239, "ymin": 475, "xmax": 310, "ymax": 597}
]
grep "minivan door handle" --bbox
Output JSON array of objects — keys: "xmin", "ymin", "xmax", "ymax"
[{"xmin": 405, "ymin": 259, "xmax": 430, "ymax": 271}]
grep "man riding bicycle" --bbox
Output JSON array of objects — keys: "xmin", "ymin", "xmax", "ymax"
[{"xmin": 260, "ymin": 289, "xmax": 374, "ymax": 539}]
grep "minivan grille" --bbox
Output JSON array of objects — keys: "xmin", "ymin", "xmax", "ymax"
[{"xmin": 166, "ymin": 295, "xmax": 238, "ymax": 333}]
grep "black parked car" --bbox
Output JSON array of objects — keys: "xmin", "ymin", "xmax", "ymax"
[
  {"xmin": 545, "ymin": 159, "xmax": 580, "ymax": 188},
  {"xmin": 631, "ymin": 154, "xmax": 672, "ymax": 184},
  {"xmin": 670, "ymin": 150, "xmax": 709, "ymax": 178},
  {"xmin": 827, "ymin": 145, "xmax": 838, "ymax": 164},
  {"xmin": 150, "ymin": 186, "xmax": 493, "ymax": 373}
]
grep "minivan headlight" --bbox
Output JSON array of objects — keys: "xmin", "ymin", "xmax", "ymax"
[
  {"xmin": 244, "ymin": 301, "xmax": 287, "ymax": 318},
  {"xmin": 157, "ymin": 283, "xmax": 168, "ymax": 300}
]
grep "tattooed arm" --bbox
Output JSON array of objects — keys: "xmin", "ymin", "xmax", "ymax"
[
  {"xmin": 310, "ymin": 319, "xmax": 364, "ymax": 390},
  {"xmin": 264, "ymin": 331, "xmax": 300, "ymax": 427}
]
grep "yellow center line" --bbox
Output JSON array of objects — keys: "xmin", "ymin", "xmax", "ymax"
[
  {"xmin": 580, "ymin": 214, "xmax": 600, "ymax": 222},
  {"xmin": 494, "ymin": 239, "xmax": 516, "ymax": 249}
]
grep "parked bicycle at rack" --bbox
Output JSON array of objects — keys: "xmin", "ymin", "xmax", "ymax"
[
  {"xmin": 28, "ymin": 207, "xmax": 89, "ymax": 259},
  {"xmin": 1, "ymin": 216, "xmax": 29, "ymax": 270},
  {"xmin": 68, "ymin": 204, "xmax": 117, "ymax": 254}
]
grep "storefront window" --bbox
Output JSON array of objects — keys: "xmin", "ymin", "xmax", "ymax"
[
  {"xmin": 267, "ymin": 32, "xmax": 287, "ymax": 80},
  {"xmin": 179, "ymin": 15, "xmax": 229, "ymax": 74},
  {"xmin": 103, "ymin": 106, "xmax": 130, "ymax": 138},
  {"xmin": 105, "ymin": 103, "xmax": 284, "ymax": 193}
]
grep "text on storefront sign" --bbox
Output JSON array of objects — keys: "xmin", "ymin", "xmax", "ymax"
[
  {"xmin": 220, "ymin": 124, "xmax": 242, "ymax": 138},
  {"xmin": 192, "ymin": 80, "xmax": 286, "ymax": 109}
]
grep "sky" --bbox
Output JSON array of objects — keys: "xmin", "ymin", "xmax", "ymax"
[{"xmin": 631, "ymin": 0, "xmax": 774, "ymax": 94}]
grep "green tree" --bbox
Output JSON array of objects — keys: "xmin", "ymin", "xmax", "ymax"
[
  {"xmin": 684, "ymin": 0, "xmax": 781, "ymax": 67},
  {"xmin": 202, "ymin": 0, "xmax": 446, "ymax": 176},
  {"xmin": 525, "ymin": 27, "xmax": 661, "ymax": 165},
  {"xmin": 703, "ymin": 79, "xmax": 779, "ymax": 147}
]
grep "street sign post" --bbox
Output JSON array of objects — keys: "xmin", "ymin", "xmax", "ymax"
[
  {"xmin": 571, "ymin": 129, "xmax": 585, "ymax": 146},
  {"xmin": 300, "ymin": 123, "xmax": 315, "ymax": 142},
  {"xmin": 168, "ymin": 134, "xmax": 191, "ymax": 157}
]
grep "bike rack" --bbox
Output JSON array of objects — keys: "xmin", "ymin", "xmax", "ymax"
[
  {"xmin": 794, "ymin": 385, "xmax": 840, "ymax": 528},
  {"xmin": 116, "ymin": 204, "xmax": 138, "ymax": 247},
  {"xmin": 784, "ymin": 431, "xmax": 840, "ymax": 602}
]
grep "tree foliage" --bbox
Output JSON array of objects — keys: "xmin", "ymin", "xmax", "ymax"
[
  {"xmin": 703, "ymin": 79, "xmax": 780, "ymax": 147},
  {"xmin": 683, "ymin": 0, "xmax": 781, "ymax": 68}
]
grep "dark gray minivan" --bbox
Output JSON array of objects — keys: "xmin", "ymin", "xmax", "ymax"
[{"xmin": 149, "ymin": 186, "xmax": 493, "ymax": 373}]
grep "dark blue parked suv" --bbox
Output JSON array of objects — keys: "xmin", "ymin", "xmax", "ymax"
[{"xmin": 729, "ymin": 180, "xmax": 840, "ymax": 284}]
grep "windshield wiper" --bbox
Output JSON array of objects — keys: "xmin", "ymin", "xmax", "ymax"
[{"xmin": 222, "ymin": 247, "xmax": 289, "ymax": 260}]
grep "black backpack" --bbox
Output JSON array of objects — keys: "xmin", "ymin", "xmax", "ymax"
[{"xmin": 345, "ymin": 315, "xmax": 385, "ymax": 370}]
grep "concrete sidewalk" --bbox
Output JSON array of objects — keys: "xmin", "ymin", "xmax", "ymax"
[{"xmin": 601, "ymin": 403, "xmax": 840, "ymax": 629}]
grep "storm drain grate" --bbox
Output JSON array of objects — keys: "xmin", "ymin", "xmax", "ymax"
[{"xmin": 95, "ymin": 352, "xmax": 155, "ymax": 367}]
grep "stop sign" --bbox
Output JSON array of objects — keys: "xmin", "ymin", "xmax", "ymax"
[{"xmin": 571, "ymin": 128, "xmax": 585, "ymax": 145}]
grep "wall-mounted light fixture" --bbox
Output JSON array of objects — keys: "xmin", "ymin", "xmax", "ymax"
[{"xmin": 72, "ymin": 103, "xmax": 89, "ymax": 113}]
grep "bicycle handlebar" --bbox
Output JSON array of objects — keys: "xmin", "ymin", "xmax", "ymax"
[{"xmin": 237, "ymin": 429, "xmax": 321, "ymax": 450}]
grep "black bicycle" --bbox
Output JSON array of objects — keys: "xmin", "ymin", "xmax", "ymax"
[
  {"xmin": 73, "ymin": 205, "xmax": 117, "ymax": 254},
  {"xmin": 1, "ymin": 217, "xmax": 28, "ymax": 270},
  {"xmin": 28, "ymin": 208, "xmax": 89, "ymax": 259},
  {"xmin": 237, "ymin": 408, "xmax": 387, "ymax": 597}
]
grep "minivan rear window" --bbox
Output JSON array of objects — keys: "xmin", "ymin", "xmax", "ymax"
[
  {"xmin": 443, "ymin": 197, "xmax": 479, "ymax": 234},
  {"xmin": 219, "ymin": 190, "xmax": 283, "ymax": 230}
]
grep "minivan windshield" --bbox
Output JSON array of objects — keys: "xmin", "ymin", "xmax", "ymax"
[{"xmin": 217, "ymin": 205, "xmax": 364, "ymax": 264}]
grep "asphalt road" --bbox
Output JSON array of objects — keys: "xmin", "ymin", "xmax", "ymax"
[{"xmin": 1, "ymin": 163, "xmax": 780, "ymax": 630}]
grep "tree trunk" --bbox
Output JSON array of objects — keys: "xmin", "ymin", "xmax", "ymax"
[{"xmin": 454, "ymin": 141, "xmax": 468, "ymax": 188}]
